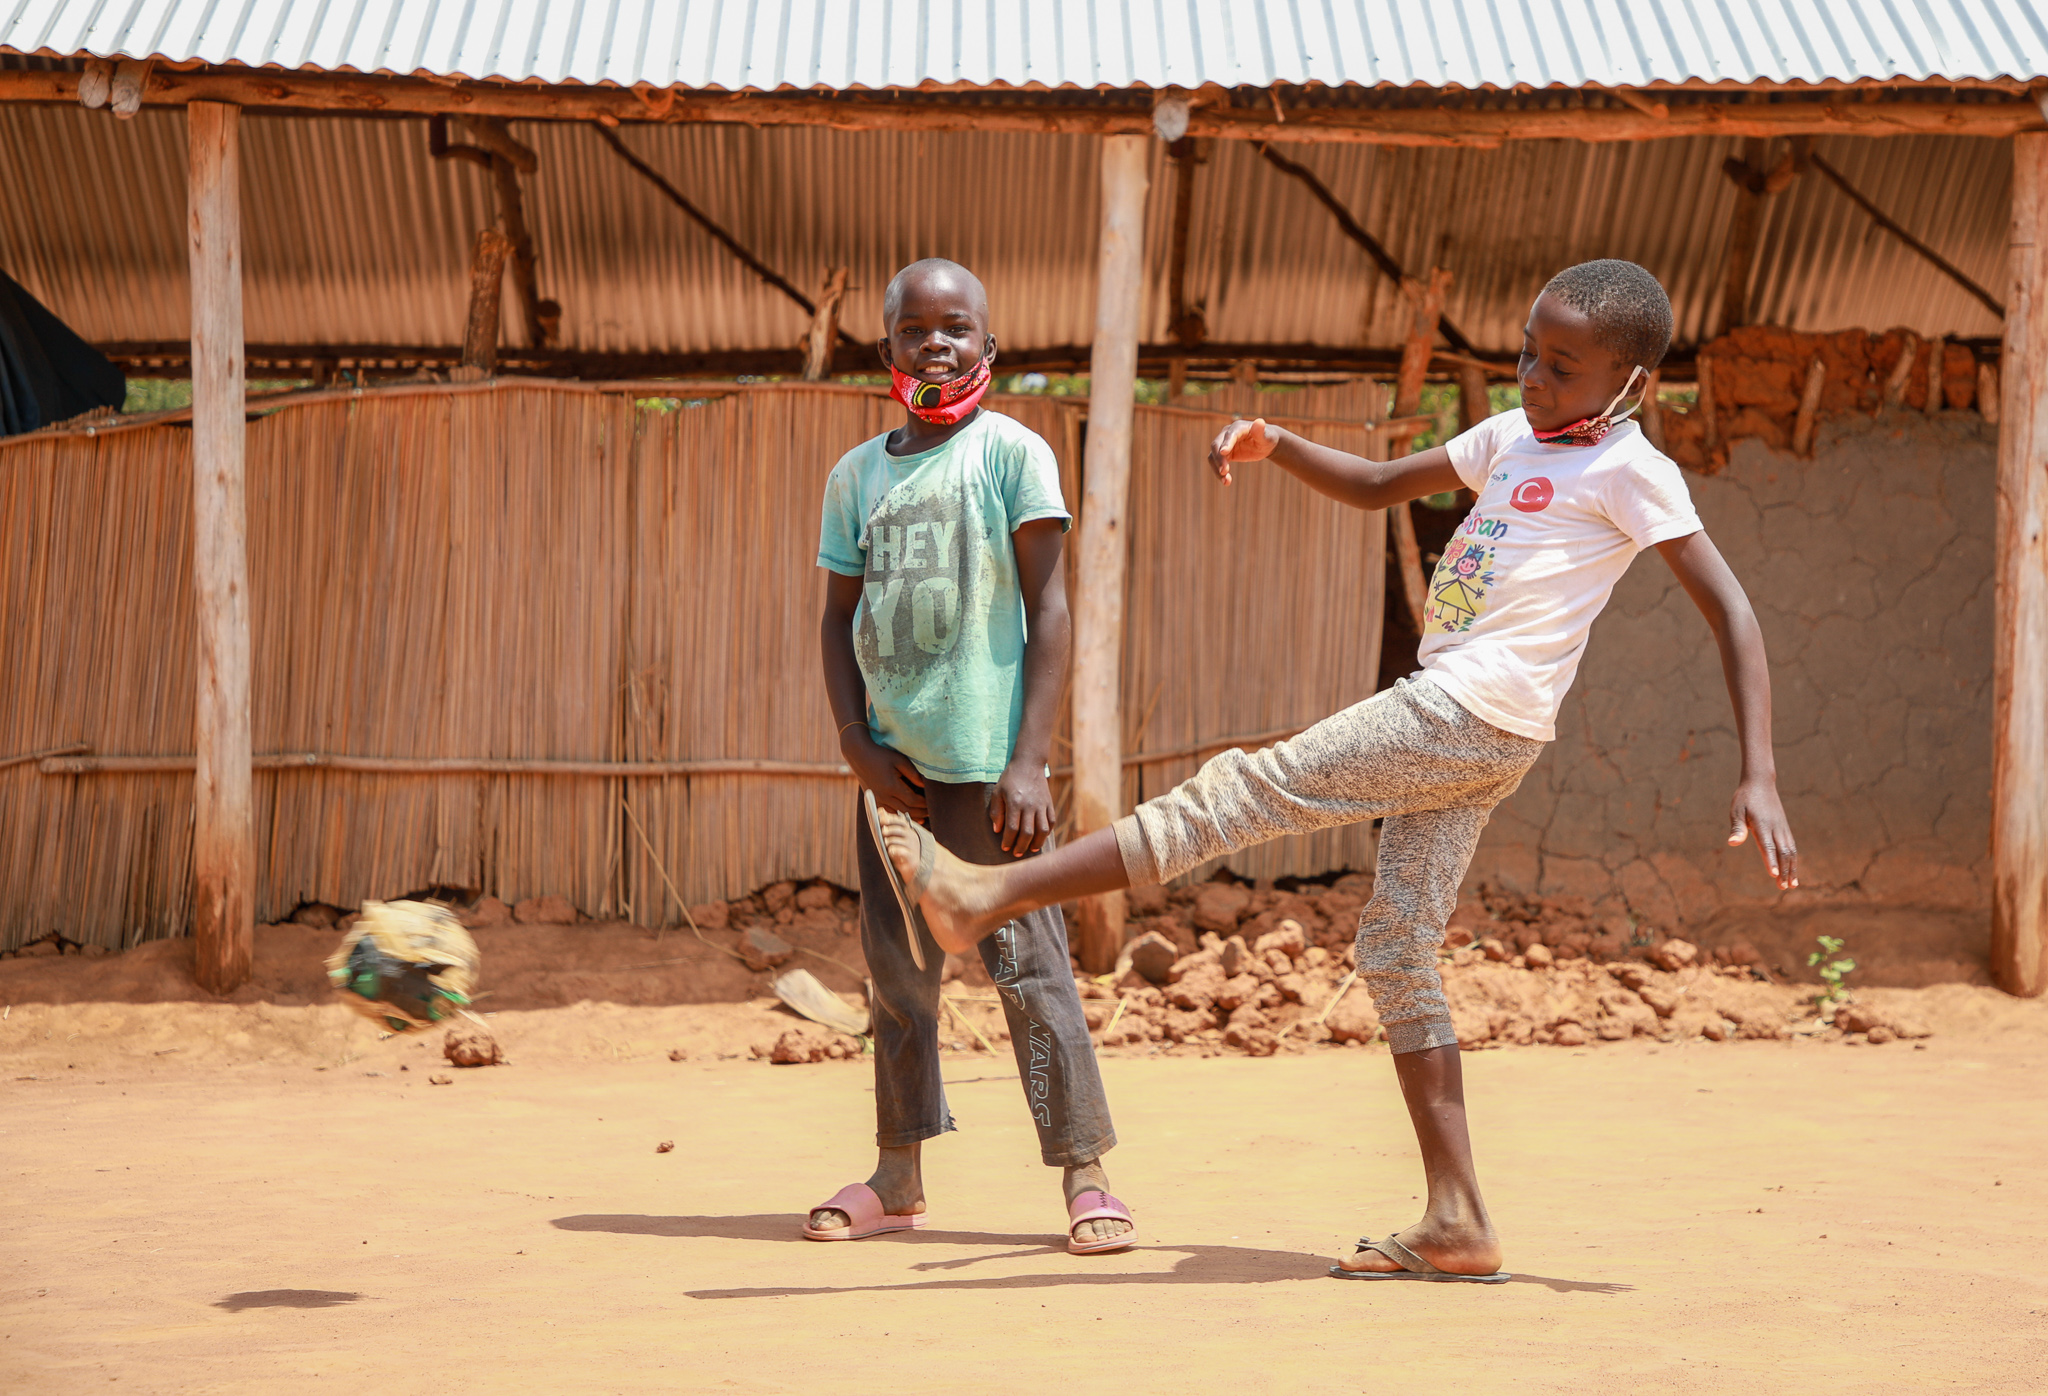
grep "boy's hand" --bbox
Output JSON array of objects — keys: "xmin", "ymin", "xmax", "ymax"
[
  {"xmin": 843, "ymin": 730, "xmax": 927, "ymax": 819},
  {"xmin": 1728, "ymin": 777, "xmax": 1799, "ymax": 890},
  {"xmin": 990, "ymin": 760, "xmax": 1055, "ymax": 857},
  {"xmin": 1208, "ymin": 418, "xmax": 1277, "ymax": 485}
]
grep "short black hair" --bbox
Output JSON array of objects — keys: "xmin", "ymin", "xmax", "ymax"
[
  {"xmin": 882, "ymin": 258, "xmax": 988, "ymax": 328},
  {"xmin": 1540, "ymin": 260, "xmax": 1673, "ymax": 370}
]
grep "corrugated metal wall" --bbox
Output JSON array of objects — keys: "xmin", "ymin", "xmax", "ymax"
[{"xmin": 0, "ymin": 106, "xmax": 2010, "ymax": 359}]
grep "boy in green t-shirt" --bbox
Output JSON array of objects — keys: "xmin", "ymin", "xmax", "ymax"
[{"xmin": 806, "ymin": 259, "xmax": 1133, "ymax": 1254}]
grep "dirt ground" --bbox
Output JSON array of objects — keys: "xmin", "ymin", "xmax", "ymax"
[{"xmin": 3, "ymin": 969, "xmax": 2046, "ymax": 1394}]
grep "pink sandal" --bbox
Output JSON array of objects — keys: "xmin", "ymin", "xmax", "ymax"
[
  {"xmin": 1066, "ymin": 1190, "xmax": 1138, "ymax": 1255},
  {"xmin": 801, "ymin": 1183, "xmax": 927, "ymax": 1241}
]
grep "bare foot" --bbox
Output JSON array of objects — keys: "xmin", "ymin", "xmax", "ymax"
[
  {"xmin": 1335, "ymin": 1219, "xmax": 1502, "ymax": 1276},
  {"xmin": 1064, "ymin": 1160, "xmax": 1135, "ymax": 1249},
  {"xmin": 874, "ymin": 806, "xmax": 1010, "ymax": 954},
  {"xmin": 808, "ymin": 1143, "xmax": 926, "ymax": 1233}
]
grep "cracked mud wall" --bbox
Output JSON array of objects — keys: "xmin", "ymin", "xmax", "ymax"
[{"xmin": 1467, "ymin": 411, "xmax": 1997, "ymax": 986}]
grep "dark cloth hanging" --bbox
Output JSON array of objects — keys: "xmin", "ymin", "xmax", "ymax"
[{"xmin": 0, "ymin": 269, "xmax": 126, "ymax": 437}]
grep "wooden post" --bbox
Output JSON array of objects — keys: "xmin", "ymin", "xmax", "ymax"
[
  {"xmin": 1791, "ymin": 356, "xmax": 1827, "ymax": 457},
  {"xmin": 487, "ymin": 147, "xmax": 546, "ymax": 347},
  {"xmin": 1993, "ymin": 131, "xmax": 2048, "ymax": 999},
  {"xmin": 801, "ymin": 267, "xmax": 848, "ymax": 380},
  {"xmin": 1884, "ymin": 331, "xmax": 1919, "ymax": 407},
  {"xmin": 1388, "ymin": 269, "xmax": 1451, "ymax": 635},
  {"xmin": 1457, "ymin": 362, "xmax": 1491, "ymax": 435},
  {"xmin": 460, "ymin": 227, "xmax": 514, "ymax": 374},
  {"xmin": 187, "ymin": 101, "xmax": 253, "ymax": 994},
  {"xmin": 1698, "ymin": 355, "xmax": 1720, "ymax": 464},
  {"xmin": 1071, "ymin": 133, "xmax": 1148, "ymax": 972},
  {"xmin": 1165, "ymin": 137, "xmax": 1205, "ymax": 347},
  {"xmin": 1721, "ymin": 136, "xmax": 1768, "ymax": 332}
]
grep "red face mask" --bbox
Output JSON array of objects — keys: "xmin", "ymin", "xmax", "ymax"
[
  {"xmin": 1531, "ymin": 365, "xmax": 1648, "ymax": 447},
  {"xmin": 890, "ymin": 343, "xmax": 995, "ymax": 425}
]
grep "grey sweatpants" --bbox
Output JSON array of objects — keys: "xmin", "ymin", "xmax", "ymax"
[{"xmin": 1112, "ymin": 676, "xmax": 1545, "ymax": 1054}]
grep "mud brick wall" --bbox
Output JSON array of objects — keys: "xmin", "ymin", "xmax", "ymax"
[{"xmin": 1467, "ymin": 409, "xmax": 1997, "ymax": 986}]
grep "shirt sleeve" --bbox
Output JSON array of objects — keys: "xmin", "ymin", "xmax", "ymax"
[
  {"xmin": 1002, "ymin": 428, "xmax": 1072, "ymax": 533},
  {"xmin": 816, "ymin": 459, "xmax": 868, "ymax": 576},
  {"xmin": 1602, "ymin": 449, "xmax": 1703, "ymax": 549},
  {"xmin": 1442, "ymin": 413, "xmax": 1514, "ymax": 492}
]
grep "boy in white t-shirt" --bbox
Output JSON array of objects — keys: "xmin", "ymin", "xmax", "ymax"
[{"xmin": 864, "ymin": 259, "xmax": 1799, "ymax": 1283}]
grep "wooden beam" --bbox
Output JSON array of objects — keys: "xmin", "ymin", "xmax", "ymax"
[
  {"xmin": 449, "ymin": 114, "xmax": 538, "ymax": 173},
  {"xmin": 1071, "ymin": 133, "xmax": 1149, "ymax": 973},
  {"xmin": 95, "ymin": 337, "xmax": 1721, "ymax": 383},
  {"xmin": 6, "ymin": 68, "xmax": 2041, "ymax": 144},
  {"xmin": 1254, "ymin": 142, "xmax": 1477, "ymax": 356},
  {"xmin": 186, "ymin": 101, "xmax": 253, "ymax": 995},
  {"xmin": 459, "ymin": 226, "xmax": 514, "ymax": 373},
  {"xmin": 42, "ymin": 754, "xmax": 854, "ymax": 778},
  {"xmin": 1993, "ymin": 131, "xmax": 2048, "ymax": 1000},
  {"xmin": 34, "ymin": 725, "xmax": 1317, "ymax": 778},
  {"xmin": 592, "ymin": 122, "xmax": 858, "ymax": 345},
  {"xmin": 1807, "ymin": 150, "xmax": 2007, "ymax": 319}
]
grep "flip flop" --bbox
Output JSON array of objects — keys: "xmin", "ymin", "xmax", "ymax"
[
  {"xmin": 801, "ymin": 1183, "xmax": 927, "ymax": 1241},
  {"xmin": 1328, "ymin": 1232, "xmax": 1509, "ymax": 1283},
  {"xmin": 1066, "ymin": 1190, "xmax": 1138, "ymax": 1256},
  {"xmin": 863, "ymin": 789, "xmax": 935, "ymax": 972}
]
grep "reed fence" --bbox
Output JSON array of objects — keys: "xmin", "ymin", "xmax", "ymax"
[{"xmin": 0, "ymin": 379, "xmax": 1389, "ymax": 949}]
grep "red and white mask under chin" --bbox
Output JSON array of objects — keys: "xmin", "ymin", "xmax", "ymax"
[
  {"xmin": 1531, "ymin": 365, "xmax": 1649, "ymax": 447},
  {"xmin": 889, "ymin": 342, "xmax": 996, "ymax": 425}
]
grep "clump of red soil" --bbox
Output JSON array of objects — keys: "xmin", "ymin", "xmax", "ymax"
[
  {"xmin": 442, "ymin": 1023, "xmax": 504, "ymax": 1067},
  {"xmin": 1659, "ymin": 325, "xmax": 1991, "ymax": 474},
  {"xmin": 1096, "ymin": 876, "xmax": 1934, "ymax": 1057},
  {"xmin": 764, "ymin": 1027, "xmax": 862, "ymax": 1063}
]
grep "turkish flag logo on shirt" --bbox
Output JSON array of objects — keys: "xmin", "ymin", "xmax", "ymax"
[{"xmin": 1509, "ymin": 476, "xmax": 1555, "ymax": 512}]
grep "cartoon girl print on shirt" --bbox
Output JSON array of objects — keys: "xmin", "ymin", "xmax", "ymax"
[{"xmin": 1428, "ymin": 535, "xmax": 1498, "ymax": 633}]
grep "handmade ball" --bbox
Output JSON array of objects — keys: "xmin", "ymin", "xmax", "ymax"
[{"xmin": 325, "ymin": 900, "xmax": 480, "ymax": 1035}]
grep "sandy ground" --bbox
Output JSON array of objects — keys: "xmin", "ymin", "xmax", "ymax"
[{"xmin": 3, "ymin": 987, "xmax": 2046, "ymax": 1395}]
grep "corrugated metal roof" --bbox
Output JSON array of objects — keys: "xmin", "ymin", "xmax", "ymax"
[
  {"xmin": 0, "ymin": 105, "xmax": 2008, "ymax": 358},
  {"xmin": 3, "ymin": 0, "xmax": 2044, "ymax": 91}
]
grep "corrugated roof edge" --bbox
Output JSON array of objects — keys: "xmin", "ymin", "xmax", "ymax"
[{"xmin": 0, "ymin": 50, "xmax": 2035, "ymax": 94}]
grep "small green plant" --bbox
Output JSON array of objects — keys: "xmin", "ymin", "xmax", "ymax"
[{"xmin": 1807, "ymin": 935, "xmax": 1856, "ymax": 1017}]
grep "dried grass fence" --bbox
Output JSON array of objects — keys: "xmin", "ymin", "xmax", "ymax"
[{"xmin": 0, "ymin": 379, "xmax": 1390, "ymax": 950}]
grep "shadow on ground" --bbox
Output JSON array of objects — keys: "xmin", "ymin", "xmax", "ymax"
[
  {"xmin": 550, "ymin": 1214, "xmax": 1634, "ymax": 1299},
  {"xmin": 214, "ymin": 1289, "xmax": 362, "ymax": 1311}
]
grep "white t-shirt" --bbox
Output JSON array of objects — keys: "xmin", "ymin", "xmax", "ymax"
[{"xmin": 1418, "ymin": 414, "xmax": 1702, "ymax": 742}]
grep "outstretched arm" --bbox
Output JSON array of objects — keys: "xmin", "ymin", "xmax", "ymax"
[
  {"xmin": 1208, "ymin": 418, "xmax": 1465, "ymax": 510},
  {"xmin": 1655, "ymin": 531, "xmax": 1799, "ymax": 890},
  {"xmin": 820, "ymin": 570, "xmax": 928, "ymax": 818},
  {"xmin": 989, "ymin": 518, "xmax": 1069, "ymax": 856}
]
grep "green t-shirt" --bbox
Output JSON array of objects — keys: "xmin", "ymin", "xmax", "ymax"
[{"xmin": 817, "ymin": 410, "xmax": 1070, "ymax": 783}]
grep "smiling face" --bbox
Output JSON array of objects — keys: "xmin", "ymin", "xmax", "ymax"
[
  {"xmin": 879, "ymin": 264, "xmax": 991, "ymax": 384},
  {"xmin": 1516, "ymin": 292, "xmax": 1640, "ymax": 434}
]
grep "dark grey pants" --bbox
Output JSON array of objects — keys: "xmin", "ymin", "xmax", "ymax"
[{"xmin": 856, "ymin": 780, "xmax": 1117, "ymax": 1167}]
